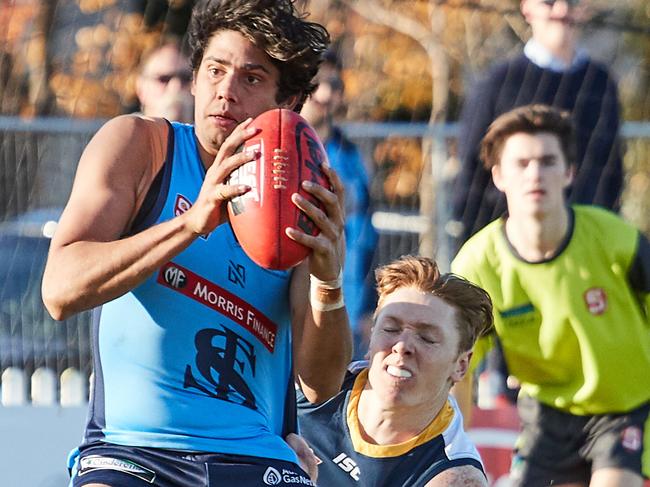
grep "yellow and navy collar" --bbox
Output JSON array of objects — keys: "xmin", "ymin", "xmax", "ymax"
[{"xmin": 346, "ymin": 368, "xmax": 454, "ymax": 458}]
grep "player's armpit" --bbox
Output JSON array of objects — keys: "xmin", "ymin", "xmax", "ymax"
[{"xmin": 425, "ymin": 465, "xmax": 488, "ymax": 487}]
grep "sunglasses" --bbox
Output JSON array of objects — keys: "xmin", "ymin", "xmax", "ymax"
[
  {"xmin": 540, "ymin": 0, "xmax": 580, "ymax": 6},
  {"xmin": 150, "ymin": 72, "xmax": 193, "ymax": 85}
]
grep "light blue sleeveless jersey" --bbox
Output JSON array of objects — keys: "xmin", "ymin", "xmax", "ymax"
[{"xmin": 79, "ymin": 122, "xmax": 297, "ymax": 463}]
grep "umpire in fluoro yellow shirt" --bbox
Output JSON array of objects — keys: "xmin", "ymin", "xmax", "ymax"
[{"xmin": 452, "ymin": 104, "xmax": 650, "ymax": 487}]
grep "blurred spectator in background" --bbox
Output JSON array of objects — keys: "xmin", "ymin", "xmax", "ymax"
[
  {"xmin": 450, "ymin": 0, "xmax": 624, "ymax": 404},
  {"xmin": 135, "ymin": 37, "xmax": 193, "ymax": 122},
  {"xmin": 21, "ymin": 0, "xmax": 195, "ymax": 118},
  {"xmin": 302, "ymin": 50, "xmax": 378, "ymax": 358},
  {"xmin": 450, "ymin": 0, "xmax": 623, "ymax": 251}
]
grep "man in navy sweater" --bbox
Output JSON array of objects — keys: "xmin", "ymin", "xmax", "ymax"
[{"xmin": 450, "ymin": 0, "xmax": 623, "ymax": 252}]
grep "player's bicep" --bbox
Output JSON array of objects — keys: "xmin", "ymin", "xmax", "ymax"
[{"xmin": 52, "ymin": 116, "xmax": 160, "ymax": 248}]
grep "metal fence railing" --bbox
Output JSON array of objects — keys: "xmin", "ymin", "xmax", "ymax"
[{"xmin": 1, "ymin": 116, "xmax": 648, "ymax": 404}]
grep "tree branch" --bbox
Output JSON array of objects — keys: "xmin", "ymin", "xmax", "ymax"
[{"xmin": 342, "ymin": 0, "xmax": 431, "ymax": 50}]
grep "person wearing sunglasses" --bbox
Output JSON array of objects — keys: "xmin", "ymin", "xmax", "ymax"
[{"xmin": 136, "ymin": 37, "xmax": 195, "ymax": 123}]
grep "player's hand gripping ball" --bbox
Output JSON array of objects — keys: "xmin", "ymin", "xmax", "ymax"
[{"xmin": 227, "ymin": 108, "xmax": 330, "ymax": 270}]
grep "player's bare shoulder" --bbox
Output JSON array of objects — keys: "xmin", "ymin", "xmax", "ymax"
[
  {"xmin": 74, "ymin": 115, "xmax": 170, "ymax": 208},
  {"xmin": 82, "ymin": 114, "xmax": 168, "ymax": 174},
  {"xmin": 425, "ymin": 465, "xmax": 488, "ymax": 487},
  {"xmin": 57, "ymin": 114, "xmax": 171, "ymax": 244}
]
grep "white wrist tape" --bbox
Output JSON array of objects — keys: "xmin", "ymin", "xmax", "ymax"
[
  {"xmin": 309, "ymin": 271, "xmax": 343, "ymax": 290},
  {"xmin": 310, "ymin": 271, "xmax": 345, "ymax": 312}
]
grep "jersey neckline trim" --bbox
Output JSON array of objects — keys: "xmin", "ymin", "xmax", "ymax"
[
  {"xmin": 500, "ymin": 206, "xmax": 576, "ymax": 264},
  {"xmin": 346, "ymin": 368, "xmax": 454, "ymax": 458}
]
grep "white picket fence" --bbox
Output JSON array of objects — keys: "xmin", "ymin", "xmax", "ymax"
[
  {"xmin": 0, "ymin": 367, "xmax": 88, "ymax": 486},
  {"xmin": 1, "ymin": 366, "xmax": 88, "ymax": 407}
]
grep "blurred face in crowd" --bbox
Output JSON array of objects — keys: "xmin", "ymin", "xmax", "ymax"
[
  {"xmin": 301, "ymin": 73, "xmax": 344, "ymax": 130},
  {"xmin": 521, "ymin": 0, "xmax": 584, "ymax": 53},
  {"xmin": 191, "ymin": 30, "xmax": 297, "ymax": 157},
  {"xmin": 137, "ymin": 44, "xmax": 194, "ymax": 123},
  {"xmin": 492, "ymin": 131, "xmax": 573, "ymax": 219},
  {"xmin": 366, "ymin": 287, "xmax": 471, "ymax": 411}
]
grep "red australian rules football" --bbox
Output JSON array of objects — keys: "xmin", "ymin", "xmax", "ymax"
[{"xmin": 227, "ymin": 108, "xmax": 330, "ymax": 270}]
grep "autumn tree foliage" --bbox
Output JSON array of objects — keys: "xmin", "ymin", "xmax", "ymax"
[{"xmin": 307, "ymin": 0, "xmax": 649, "ymax": 241}]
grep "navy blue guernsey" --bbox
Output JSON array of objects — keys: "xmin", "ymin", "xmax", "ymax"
[
  {"xmin": 297, "ymin": 364, "xmax": 485, "ymax": 486},
  {"xmin": 77, "ymin": 122, "xmax": 298, "ymax": 463}
]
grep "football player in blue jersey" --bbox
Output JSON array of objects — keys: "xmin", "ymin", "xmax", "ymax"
[
  {"xmin": 42, "ymin": 1, "xmax": 351, "ymax": 486},
  {"xmin": 298, "ymin": 255, "xmax": 493, "ymax": 486}
]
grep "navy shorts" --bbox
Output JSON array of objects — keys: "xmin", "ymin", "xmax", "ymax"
[
  {"xmin": 510, "ymin": 395, "xmax": 650, "ymax": 487},
  {"xmin": 69, "ymin": 443, "xmax": 314, "ymax": 487}
]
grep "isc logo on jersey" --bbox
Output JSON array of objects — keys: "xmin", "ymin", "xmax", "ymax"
[{"xmin": 332, "ymin": 452, "xmax": 360, "ymax": 481}]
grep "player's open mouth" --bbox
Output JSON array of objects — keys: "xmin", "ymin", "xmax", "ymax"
[{"xmin": 386, "ymin": 365, "xmax": 412, "ymax": 378}]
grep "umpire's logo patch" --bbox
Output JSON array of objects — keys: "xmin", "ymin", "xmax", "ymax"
[
  {"xmin": 584, "ymin": 287, "xmax": 607, "ymax": 315},
  {"xmin": 79, "ymin": 455, "xmax": 156, "ymax": 483}
]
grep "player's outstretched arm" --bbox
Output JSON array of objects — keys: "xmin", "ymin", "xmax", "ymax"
[
  {"xmin": 42, "ymin": 116, "xmax": 256, "ymax": 320},
  {"xmin": 288, "ymin": 163, "xmax": 352, "ymax": 403},
  {"xmin": 425, "ymin": 465, "xmax": 488, "ymax": 487}
]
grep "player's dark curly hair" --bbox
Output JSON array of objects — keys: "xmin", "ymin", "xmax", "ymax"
[
  {"xmin": 480, "ymin": 104, "xmax": 576, "ymax": 169},
  {"xmin": 375, "ymin": 255, "xmax": 494, "ymax": 354},
  {"xmin": 187, "ymin": 0, "xmax": 330, "ymax": 111}
]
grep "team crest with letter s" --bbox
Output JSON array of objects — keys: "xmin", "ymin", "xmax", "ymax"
[{"xmin": 583, "ymin": 287, "xmax": 607, "ymax": 315}]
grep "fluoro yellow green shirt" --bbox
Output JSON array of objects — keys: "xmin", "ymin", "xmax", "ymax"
[{"xmin": 452, "ymin": 205, "xmax": 650, "ymax": 416}]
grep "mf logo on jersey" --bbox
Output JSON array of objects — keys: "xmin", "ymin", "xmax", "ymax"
[
  {"xmin": 583, "ymin": 287, "xmax": 607, "ymax": 315},
  {"xmin": 163, "ymin": 265, "xmax": 187, "ymax": 289}
]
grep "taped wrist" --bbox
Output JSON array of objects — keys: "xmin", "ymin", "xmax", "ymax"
[{"xmin": 310, "ymin": 272, "xmax": 345, "ymax": 312}]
